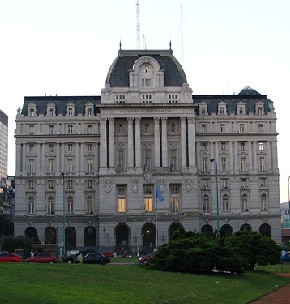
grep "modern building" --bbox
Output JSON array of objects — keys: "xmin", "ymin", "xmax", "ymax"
[
  {"xmin": 0, "ymin": 109, "xmax": 8, "ymax": 180},
  {"xmin": 14, "ymin": 47, "xmax": 281, "ymax": 255}
]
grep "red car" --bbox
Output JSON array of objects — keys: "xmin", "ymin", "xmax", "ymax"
[
  {"xmin": 0, "ymin": 251, "xmax": 23, "ymax": 262},
  {"xmin": 26, "ymin": 252, "xmax": 57, "ymax": 263}
]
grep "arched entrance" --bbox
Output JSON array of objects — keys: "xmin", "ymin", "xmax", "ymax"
[
  {"xmin": 66, "ymin": 227, "xmax": 76, "ymax": 250},
  {"xmin": 25, "ymin": 227, "xmax": 40, "ymax": 244},
  {"xmin": 201, "ymin": 224, "xmax": 214, "ymax": 237},
  {"xmin": 169, "ymin": 223, "xmax": 183, "ymax": 240},
  {"xmin": 220, "ymin": 224, "xmax": 233, "ymax": 237},
  {"xmin": 142, "ymin": 223, "xmax": 156, "ymax": 253},
  {"xmin": 115, "ymin": 223, "xmax": 130, "ymax": 253},
  {"xmin": 259, "ymin": 223, "xmax": 271, "ymax": 237},
  {"xmin": 45, "ymin": 227, "xmax": 57, "ymax": 244},
  {"xmin": 240, "ymin": 223, "xmax": 252, "ymax": 231},
  {"xmin": 84, "ymin": 226, "xmax": 96, "ymax": 247}
]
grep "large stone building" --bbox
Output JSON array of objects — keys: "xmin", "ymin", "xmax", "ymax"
[
  {"xmin": 0, "ymin": 109, "xmax": 8, "ymax": 180},
  {"xmin": 14, "ymin": 47, "xmax": 281, "ymax": 255}
]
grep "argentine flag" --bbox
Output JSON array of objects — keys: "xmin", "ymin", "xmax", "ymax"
[{"xmin": 156, "ymin": 182, "xmax": 164, "ymax": 203}]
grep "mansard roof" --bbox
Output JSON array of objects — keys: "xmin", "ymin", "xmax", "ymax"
[
  {"xmin": 21, "ymin": 95, "xmax": 101, "ymax": 116},
  {"xmin": 105, "ymin": 49, "xmax": 187, "ymax": 87}
]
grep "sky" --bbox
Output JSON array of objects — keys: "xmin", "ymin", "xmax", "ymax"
[{"xmin": 0, "ymin": 0, "xmax": 289, "ymax": 202}]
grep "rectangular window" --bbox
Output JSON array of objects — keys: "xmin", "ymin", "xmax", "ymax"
[
  {"xmin": 67, "ymin": 198, "xmax": 74, "ymax": 214},
  {"xmin": 220, "ymin": 124, "xmax": 225, "ymax": 132},
  {"xmin": 170, "ymin": 185, "xmax": 180, "ymax": 213},
  {"xmin": 48, "ymin": 159, "xmax": 54, "ymax": 173},
  {"xmin": 117, "ymin": 186, "xmax": 126, "ymax": 213},
  {"xmin": 144, "ymin": 185, "xmax": 153, "ymax": 212},
  {"xmin": 87, "ymin": 144, "xmax": 93, "ymax": 152},
  {"xmin": 202, "ymin": 158, "xmax": 208, "ymax": 172},
  {"xmin": 258, "ymin": 142, "xmax": 264, "ymax": 151},
  {"xmin": 221, "ymin": 142, "xmax": 226, "ymax": 150},
  {"xmin": 86, "ymin": 195, "xmax": 93, "ymax": 214},
  {"xmin": 260, "ymin": 178, "xmax": 267, "ymax": 187},
  {"xmin": 118, "ymin": 149, "xmax": 124, "ymax": 172},
  {"xmin": 201, "ymin": 124, "xmax": 207, "ymax": 133},
  {"xmin": 239, "ymin": 124, "xmax": 245, "ymax": 133},
  {"xmin": 143, "ymin": 149, "xmax": 152, "ymax": 171},
  {"xmin": 68, "ymin": 125, "xmax": 73, "ymax": 134},
  {"xmin": 87, "ymin": 180, "xmax": 93, "ymax": 189},
  {"xmin": 221, "ymin": 179, "xmax": 228, "ymax": 188},
  {"xmin": 48, "ymin": 180, "xmax": 55, "ymax": 190},
  {"xmin": 87, "ymin": 125, "xmax": 92, "ymax": 134},
  {"xmin": 259, "ymin": 157, "xmax": 266, "ymax": 171},
  {"xmin": 258, "ymin": 124, "xmax": 263, "ymax": 133},
  {"xmin": 49, "ymin": 125, "xmax": 54, "ymax": 134},
  {"xmin": 48, "ymin": 200, "xmax": 55, "ymax": 214},
  {"xmin": 221, "ymin": 158, "xmax": 227, "ymax": 172},
  {"xmin": 67, "ymin": 159, "xmax": 73, "ymax": 173},
  {"xmin": 28, "ymin": 197, "xmax": 35, "ymax": 214},
  {"xmin": 49, "ymin": 144, "xmax": 54, "ymax": 153},
  {"xmin": 169, "ymin": 149, "xmax": 177, "ymax": 171},
  {"xmin": 240, "ymin": 157, "xmax": 247, "ymax": 172},
  {"xmin": 67, "ymin": 180, "xmax": 74, "ymax": 189},
  {"xmin": 28, "ymin": 180, "xmax": 35, "ymax": 190},
  {"xmin": 240, "ymin": 142, "xmax": 246, "ymax": 151},
  {"xmin": 28, "ymin": 159, "xmax": 35, "ymax": 174},
  {"xmin": 87, "ymin": 159, "xmax": 93, "ymax": 173}
]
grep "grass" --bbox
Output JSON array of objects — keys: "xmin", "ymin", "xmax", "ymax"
[{"xmin": 1, "ymin": 261, "xmax": 290, "ymax": 304}]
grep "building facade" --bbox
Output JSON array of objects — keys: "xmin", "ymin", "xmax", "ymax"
[
  {"xmin": 0, "ymin": 109, "xmax": 8, "ymax": 180},
  {"xmin": 14, "ymin": 48, "xmax": 281, "ymax": 254}
]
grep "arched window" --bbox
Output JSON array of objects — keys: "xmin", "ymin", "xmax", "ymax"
[
  {"xmin": 222, "ymin": 194, "xmax": 229, "ymax": 211},
  {"xmin": 259, "ymin": 223, "xmax": 271, "ymax": 237},
  {"xmin": 261, "ymin": 193, "xmax": 268, "ymax": 211}
]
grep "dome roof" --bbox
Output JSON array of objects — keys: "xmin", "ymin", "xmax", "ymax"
[
  {"xmin": 238, "ymin": 86, "xmax": 261, "ymax": 96},
  {"xmin": 105, "ymin": 49, "xmax": 187, "ymax": 87}
]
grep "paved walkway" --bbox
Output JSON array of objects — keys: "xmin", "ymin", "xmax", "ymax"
[{"xmin": 250, "ymin": 274, "xmax": 290, "ymax": 304}]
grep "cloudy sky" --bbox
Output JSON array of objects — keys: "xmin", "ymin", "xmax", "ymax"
[{"xmin": 1, "ymin": 0, "xmax": 289, "ymax": 202}]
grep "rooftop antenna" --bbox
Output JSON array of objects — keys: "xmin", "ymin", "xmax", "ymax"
[
  {"xmin": 143, "ymin": 34, "xmax": 147, "ymax": 49},
  {"xmin": 136, "ymin": 0, "xmax": 140, "ymax": 49}
]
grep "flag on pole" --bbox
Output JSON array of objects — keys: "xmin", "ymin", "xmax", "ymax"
[{"xmin": 156, "ymin": 182, "xmax": 164, "ymax": 203}]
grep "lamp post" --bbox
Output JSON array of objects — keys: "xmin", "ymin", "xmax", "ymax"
[
  {"xmin": 61, "ymin": 172, "xmax": 66, "ymax": 258},
  {"xmin": 210, "ymin": 159, "xmax": 219, "ymax": 237}
]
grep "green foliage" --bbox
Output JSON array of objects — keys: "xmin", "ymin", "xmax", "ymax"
[
  {"xmin": 1, "ymin": 235, "xmax": 32, "ymax": 257},
  {"xmin": 150, "ymin": 231, "xmax": 245, "ymax": 274},
  {"xmin": 0, "ymin": 263, "xmax": 290, "ymax": 304},
  {"xmin": 225, "ymin": 231, "xmax": 281, "ymax": 270},
  {"xmin": 0, "ymin": 214, "xmax": 14, "ymax": 236}
]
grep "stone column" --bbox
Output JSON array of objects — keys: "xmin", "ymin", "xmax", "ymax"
[
  {"xmin": 187, "ymin": 117, "xmax": 196, "ymax": 169},
  {"xmin": 181, "ymin": 117, "xmax": 187, "ymax": 168},
  {"xmin": 161, "ymin": 118, "xmax": 168, "ymax": 167},
  {"xmin": 135, "ymin": 118, "xmax": 141, "ymax": 169},
  {"xmin": 108, "ymin": 118, "xmax": 115, "ymax": 169},
  {"xmin": 100, "ymin": 118, "xmax": 107, "ymax": 168},
  {"xmin": 37, "ymin": 143, "xmax": 41, "ymax": 175},
  {"xmin": 80, "ymin": 143, "xmax": 84, "ymax": 173},
  {"xmin": 127, "ymin": 118, "xmax": 134, "ymax": 168},
  {"xmin": 154, "ymin": 118, "xmax": 160, "ymax": 168}
]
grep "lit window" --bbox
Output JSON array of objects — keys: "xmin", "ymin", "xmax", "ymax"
[
  {"xmin": 258, "ymin": 142, "xmax": 264, "ymax": 151},
  {"xmin": 117, "ymin": 186, "xmax": 126, "ymax": 213},
  {"xmin": 170, "ymin": 185, "xmax": 180, "ymax": 213}
]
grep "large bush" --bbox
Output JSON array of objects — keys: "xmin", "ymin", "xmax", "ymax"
[
  {"xmin": 224, "ymin": 231, "xmax": 281, "ymax": 269},
  {"xmin": 149, "ymin": 231, "xmax": 246, "ymax": 274}
]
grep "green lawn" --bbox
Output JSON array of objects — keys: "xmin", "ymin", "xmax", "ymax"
[{"xmin": 1, "ymin": 261, "xmax": 290, "ymax": 304}]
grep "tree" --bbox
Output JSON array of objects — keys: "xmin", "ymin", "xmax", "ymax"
[
  {"xmin": 1, "ymin": 235, "xmax": 32, "ymax": 258},
  {"xmin": 0, "ymin": 214, "xmax": 14, "ymax": 236},
  {"xmin": 224, "ymin": 231, "xmax": 281, "ymax": 270}
]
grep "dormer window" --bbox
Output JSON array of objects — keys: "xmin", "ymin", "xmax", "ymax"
[
  {"xmin": 255, "ymin": 102, "xmax": 264, "ymax": 115},
  {"xmin": 66, "ymin": 103, "xmax": 75, "ymax": 116},
  {"xmin": 218, "ymin": 102, "xmax": 227, "ymax": 115},
  {"xmin": 28, "ymin": 103, "xmax": 37, "ymax": 117},
  {"xmin": 141, "ymin": 66, "xmax": 153, "ymax": 87},
  {"xmin": 237, "ymin": 103, "xmax": 246, "ymax": 115},
  {"xmin": 47, "ymin": 103, "xmax": 56, "ymax": 116}
]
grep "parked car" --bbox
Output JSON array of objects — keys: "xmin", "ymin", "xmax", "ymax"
[
  {"xmin": 0, "ymin": 251, "xmax": 23, "ymax": 262},
  {"xmin": 26, "ymin": 252, "xmax": 57, "ymax": 263},
  {"xmin": 138, "ymin": 253, "xmax": 153, "ymax": 264},
  {"xmin": 82, "ymin": 253, "xmax": 110, "ymax": 265}
]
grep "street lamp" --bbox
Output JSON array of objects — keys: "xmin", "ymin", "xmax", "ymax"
[
  {"xmin": 210, "ymin": 158, "xmax": 220, "ymax": 237},
  {"xmin": 61, "ymin": 172, "xmax": 66, "ymax": 258}
]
